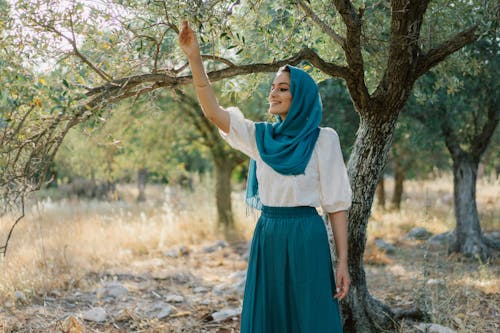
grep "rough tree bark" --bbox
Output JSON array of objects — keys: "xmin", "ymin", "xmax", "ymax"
[
  {"xmin": 344, "ymin": 111, "xmax": 400, "ymax": 331},
  {"xmin": 449, "ymin": 155, "xmax": 488, "ymax": 258}
]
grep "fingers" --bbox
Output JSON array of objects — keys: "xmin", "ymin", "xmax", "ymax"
[
  {"xmin": 333, "ymin": 273, "xmax": 350, "ymax": 301},
  {"xmin": 179, "ymin": 22, "xmax": 192, "ymax": 47}
]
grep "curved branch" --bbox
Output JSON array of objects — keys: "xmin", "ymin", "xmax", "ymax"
[
  {"xmin": 86, "ymin": 48, "xmax": 349, "ymax": 99},
  {"xmin": 297, "ymin": 0, "xmax": 346, "ymax": 49},
  {"xmin": 0, "ymin": 196, "xmax": 25, "ymax": 256},
  {"xmin": 415, "ymin": 26, "xmax": 478, "ymax": 79}
]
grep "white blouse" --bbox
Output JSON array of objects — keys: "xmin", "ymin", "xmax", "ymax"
[{"xmin": 220, "ymin": 108, "xmax": 352, "ymax": 213}]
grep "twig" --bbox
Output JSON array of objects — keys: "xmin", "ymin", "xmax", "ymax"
[{"xmin": 0, "ymin": 196, "xmax": 25, "ymax": 256}]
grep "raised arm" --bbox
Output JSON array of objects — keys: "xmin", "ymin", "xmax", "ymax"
[{"xmin": 179, "ymin": 21, "xmax": 230, "ymax": 133}]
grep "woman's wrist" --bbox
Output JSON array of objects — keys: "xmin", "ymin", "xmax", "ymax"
[{"xmin": 337, "ymin": 256, "xmax": 348, "ymax": 264}]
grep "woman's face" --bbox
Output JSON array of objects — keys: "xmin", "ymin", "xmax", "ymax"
[{"xmin": 268, "ymin": 70, "xmax": 292, "ymax": 120}]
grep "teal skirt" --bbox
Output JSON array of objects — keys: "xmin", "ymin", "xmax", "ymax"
[{"xmin": 240, "ymin": 206, "xmax": 343, "ymax": 333}]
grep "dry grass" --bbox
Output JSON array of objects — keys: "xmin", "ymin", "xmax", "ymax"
[{"xmin": 0, "ymin": 175, "xmax": 498, "ymax": 332}]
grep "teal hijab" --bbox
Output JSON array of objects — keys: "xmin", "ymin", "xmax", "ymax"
[{"xmin": 246, "ymin": 65, "xmax": 322, "ymax": 209}]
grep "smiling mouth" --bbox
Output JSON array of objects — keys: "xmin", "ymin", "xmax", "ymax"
[{"xmin": 269, "ymin": 101, "xmax": 281, "ymax": 106}]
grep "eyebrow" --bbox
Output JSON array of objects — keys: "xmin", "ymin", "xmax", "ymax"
[{"xmin": 271, "ymin": 82, "xmax": 290, "ymax": 86}]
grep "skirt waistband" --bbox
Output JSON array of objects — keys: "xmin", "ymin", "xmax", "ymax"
[{"xmin": 261, "ymin": 206, "xmax": 318, "ymax": 218}]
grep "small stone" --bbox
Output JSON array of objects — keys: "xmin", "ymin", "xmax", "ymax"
[
  {"xmin": 96, "ymin": 282, "xmax": 129, "ymax": 299},
  {"xmin": 193, "ymin": 286, "xmax": 209, "ymax": 293},
  {"xmin": 229, "ymin": 270, "xmax": 247, "ymax": 280},
  {"xmin": 427, "ymin": 231, "xmax": 456, "ymax": 245},
  {"xmin": 233, "ymin": 279, "xmax": 246, "ymax": 296},
  {"xmin": 136, "ymin": 301, "xmax": 173, "ymax": 319},
  {"xmin": 426, "ymin": 279, "xmax": 446, "ymax": 286},
  {"xmin": 165, "ymin": 294, "xmax": 184, "ymax": 303},
  {"xmin": 163, "ymin": 249, "xmax": 180, "ymax": 258},
  {"xmin": 204, "ymin": 240, "xmax": 228, "ymax": 253},
  {"xmin": 81, "ymin": 307, "xmax": 107, "ymax": 322},
  {"xmin": 199, "ymin": 299, "xmax": 210, "ymax": 305},
  {"xmin": 485, "ymin": 231, "xmax": 500, "ymax": 241},
  {"xmin": 213, "ymin": 283, "xmax": 231, "ymax": 296},
  {"xmin": 14, "ymin": 291, "xmax": 26, "ymax": 304},
  {"xmin": 406, "ymin": 227, "xmax": 433, "ymax": 240},
  {"xmin": 374, "ymin": 238, "xmax": 397, "ymax": 254},
  {"xmin": 148, "ymin": 301, "xmax": 173, "ymax": 319},
  {"xmin": 178, "ymin": 245, "xmax": 190, "ymax": 256},
  {"xmin": 415, "ymin": 323, "xmax": 457, "ymax": 333},
  {"xmin": 212, "ymin": 307, "xmax": 241, "ymax": 322}
]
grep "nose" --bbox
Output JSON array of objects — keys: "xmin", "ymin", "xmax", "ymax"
[{"xmin": 269, "ymin": 87, "xmax": 279, "ymax": 98}]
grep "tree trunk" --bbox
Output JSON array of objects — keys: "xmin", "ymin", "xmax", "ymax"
[
  {"xmin": 392, "ymin": 161, "xmax": 404, "ymax": 210},
  {"xmin": 449, "ymin": 155, "xmax": 491, "ymax": 260},
  {"xmin": 213, "ymin": 159, "xmax": 235, "ymax": 238},
  {"xmin": 375, "ymin": 177, "xmax": 385, "ymax": 209},
  {"xmin": 136, "ymin": 168, "xmax": 147, "ymax": 202},
  {"xmin": 343, "ymin": 112, "xmax": 399, "ymax": 332}
]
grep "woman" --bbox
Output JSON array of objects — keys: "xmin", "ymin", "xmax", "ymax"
[{"xmin": 179, "ymin": 21, "xmax": 351, "ymax": 332}]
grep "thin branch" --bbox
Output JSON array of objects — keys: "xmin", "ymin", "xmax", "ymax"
[
  {"xmin": 415, "ymin": 26, "xmax": 478, "ymax": 79},
  {"xmin": 296, "ymin": 0, "xmax": 346, "ymax": 49},
  {"xmin": 201, "ymin": 55, "xmax": 236, "ymax": 67},
  {"xmin": 68, "ymin": 15, "xmax": 112, "ymax": 82},
  {"xmin": 471, "ymin": 107, "xmax": 499, "ymax": 159},
  {"xmin": 0, "ymin": 196, "xmax": 25, "ymax": 257}
]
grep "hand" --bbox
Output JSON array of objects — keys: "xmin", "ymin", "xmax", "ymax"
[
  {"xmin": 179, "ymin": 21, "xmax": 201, "ymax": 59},
  {"xmin": 334, "ymin": 260, "xmax": 350, "ymax": 301}
]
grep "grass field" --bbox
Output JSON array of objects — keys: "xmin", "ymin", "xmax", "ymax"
[{"xmin": 0, "ymin": 175, "xmax": 498, "ymax": 332}]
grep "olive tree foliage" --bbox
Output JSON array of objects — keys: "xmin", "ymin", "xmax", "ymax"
[
  {"xmin": 0, "ymin": 0, "xmax": 88, "ymax": 254},
  {"xmin": 3, "ymin": 0, "xmax": 493, "ymax": 330}
]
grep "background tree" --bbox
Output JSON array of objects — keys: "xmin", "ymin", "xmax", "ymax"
[{"xmin": 409, "ymin": 33, "xmax": 499, "ymax": 259}]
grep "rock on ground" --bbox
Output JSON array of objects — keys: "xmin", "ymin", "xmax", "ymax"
[
  {"xmin": 415, "ymin": 323, "xmax": 457, "ymax": 333},
  {"xmin": 81, "ymin": 307, "xmax": 107, "ymax": 323}
]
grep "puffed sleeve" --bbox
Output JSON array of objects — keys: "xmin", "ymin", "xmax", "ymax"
[
  {"xmin": 219, "ymin": 107, "xmax": 258, "ymax": 159},
  {"xmin": 318, "ymin": 128, "xmax": 352, "ymax": 213}
]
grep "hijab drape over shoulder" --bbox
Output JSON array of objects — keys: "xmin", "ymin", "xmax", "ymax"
[{"xmin": 246, "ymin": 65, "xmax": 323, "ymax": 209}]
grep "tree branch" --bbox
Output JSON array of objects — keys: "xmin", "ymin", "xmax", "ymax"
[
  {"xmin": 85, "ymin": 48, "xmax": 349, "ymax": 100},
  {"xmin": 0, "ymin": 196, "xmax": 25, "ymax": 257},
  {"xmin": 371, "ymin": 1, "xmax": 430, "ymax": 112},
  {"xmin": 415, "ymin": 26, "xmax": 479, "ymax": 79},
  {"xmin": 38, "ymin": 21, "xmax": 112, "ymax": 82},
  {"xmin": 297, "ymin": 0, "xmax": 346, "ymax": 49},
  {"xmin": 201, "ymin": 55, "xmax": 236, "ymax": 67},
  {"xmin": 330, "ymin": 0, "xmax": 369, "ymax": 111},
  {"xmin": 471, "ymin": 106, "xmax": 499, "ymax": 159},
  {"xmin": 68, "ymin": 15, "xmax": 112, "ymax": 82}
]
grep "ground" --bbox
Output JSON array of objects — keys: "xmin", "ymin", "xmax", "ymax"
[{"xmin": 0, "ymin": 177, "xmax": 498, "ymax": 332}]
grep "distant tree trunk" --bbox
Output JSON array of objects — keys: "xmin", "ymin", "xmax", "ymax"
[
  {"xmin": 449, "ymin": 155, "xmax": 490, "ymax": 259},
  {"xmin": 392, "ymin": 161, "xmax": 404, "ymax": 210},
  {"xmin": 213, "ymin": 158, "xmax": 235, "ymax": 237},
  {"xmin": 376, "ymin": 177, "xmax": 385, "ymax": 209},
  {"xmin": 343, "ymin": 112, "xmax": 399, "ymax": 332},
  {"xmin": 136, "ymin": 168, "xmax": 147, "ymax": 202}
]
